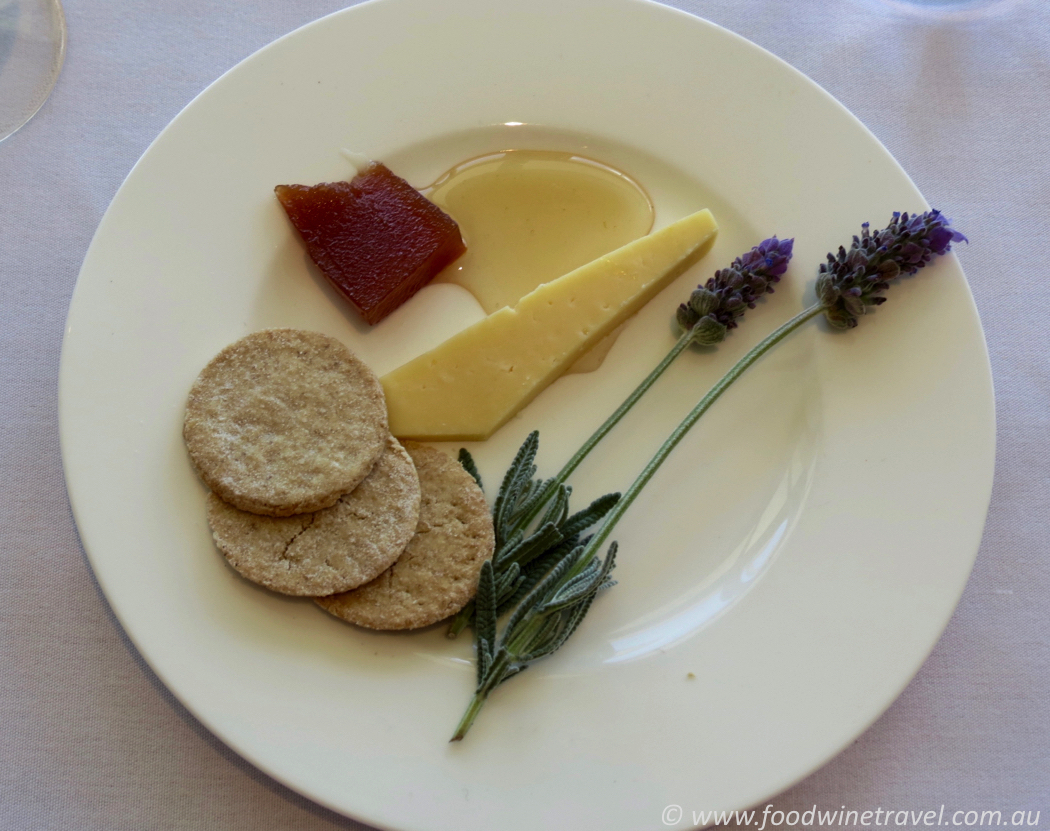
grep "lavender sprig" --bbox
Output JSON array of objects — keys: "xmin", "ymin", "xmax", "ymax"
[
  {"xmin": 816, "ymin": 210, "xmax": 966, "ymax": 329},
  {"xmin": 446, "ymin": 237, "xmax": 791, "ymax": 638},
  {"xmin": 534, "ymin": 212, "xmax": 965, "ymax": 619},
  {"xmin": 677, "ymin": 236, "xmax": 793, "ymax": 343},
  {"xmin": 452, "ymin": 211, "xmax": 963, "ymax": 739}
]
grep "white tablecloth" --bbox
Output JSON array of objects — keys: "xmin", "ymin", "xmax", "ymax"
[{"xmin": 1, "ymin": 0, "xmax": 1046, "ymax": 827}]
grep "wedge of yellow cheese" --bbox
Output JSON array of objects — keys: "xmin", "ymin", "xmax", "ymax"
[{"xmin": 381, "ymin": 209, "xmax": 718, "ymax": 441}]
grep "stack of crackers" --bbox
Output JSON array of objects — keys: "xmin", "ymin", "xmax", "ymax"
[{"xmin": 183, "ymin": 329, "xmax": 494, "ymax": 630}]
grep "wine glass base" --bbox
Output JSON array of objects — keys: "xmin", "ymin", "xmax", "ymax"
[
  {"xmin": 871, "ymin": 0, "xmax": 1015, "ymax": 16},
  {"xmin": 0, "ymin": 0, "xmax": 66, "ymax": 143}
]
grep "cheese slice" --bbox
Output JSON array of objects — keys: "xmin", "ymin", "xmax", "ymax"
[{"xmin": 381, "ymin": 209, "xmax": 718, "ymax": 441}]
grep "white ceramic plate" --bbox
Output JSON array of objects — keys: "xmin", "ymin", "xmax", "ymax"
[{"xmin": 59, "ymin": 1, "xmax": 994, "ymax": 829}]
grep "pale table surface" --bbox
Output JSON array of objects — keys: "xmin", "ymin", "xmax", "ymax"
[{"xmin": 1, "ymin": 0, "xmax": 1047, "ymax": 828}]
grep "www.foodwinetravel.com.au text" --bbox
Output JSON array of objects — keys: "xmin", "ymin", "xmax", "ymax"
[{"xmin": 660, "ymin": 804, "xmax": 1042, "ymax": 829}]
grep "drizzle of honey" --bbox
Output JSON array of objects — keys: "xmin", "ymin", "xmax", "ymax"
[{"xmin": 422, "ymin": 151, "xmax": 655, "ymax": 374}]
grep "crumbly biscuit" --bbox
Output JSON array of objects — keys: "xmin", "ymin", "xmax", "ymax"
[
  {"xmin": 207, "ymin": 436, "xmax": 420, "ymax": 596},
  {"xmin": 184, "ymin": 329, "xmax": 387, "ymax": 516},
  {"xmin": 316, "ymin": 441, "xmax": 494, "ymax": 630}
]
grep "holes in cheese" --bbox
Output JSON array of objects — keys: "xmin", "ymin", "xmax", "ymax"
[{"xmin": 380, "ymin": 209, "xmax": 718, "ymax": 441}]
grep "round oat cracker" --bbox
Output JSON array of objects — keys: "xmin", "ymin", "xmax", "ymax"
[
  {"xmin": 184, "ymin": 329, "xmax": 387, "ymax": 516},
  {"xmin": 208, "ymin": 436, "xmax": 421, "ymax": 596},
  {"xmin": 316, "ymin": 441, "xmax": 494, "ymax": 630}
]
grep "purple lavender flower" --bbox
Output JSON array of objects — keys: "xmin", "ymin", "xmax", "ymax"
[
  {"xmin": 676, "ymin": 236, "xmax": 794, "ymax": 345},
  {"xmin": 816, "ymin": 210, "xmax": 966, "ymax": 329}
]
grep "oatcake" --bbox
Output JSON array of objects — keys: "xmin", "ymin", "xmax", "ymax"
[
  {"xmin": 184, "ymin": 329, "xmax": 387, "ymax": 516},
  {"xmin": 207, "ymin": 436, "xmax": 420, "ymax": 596},
  {"xmin": 315, "ymin": 441, "xmax": 494, "ymax": 630}
]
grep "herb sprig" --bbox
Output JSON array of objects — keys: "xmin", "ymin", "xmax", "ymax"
[
  {"xmin": 450, "ymin": 540, "xmax": 617, "ymax": 740},
  {"xmin": 451, "ymin": 211, "xmax": 964, "ymax": 740},
  {"xmin": 448, "ymin": 433, "xmax": 619, "ymax": 637}
]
